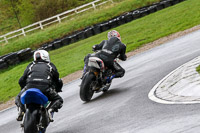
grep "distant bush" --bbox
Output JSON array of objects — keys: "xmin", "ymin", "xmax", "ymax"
[
  {"xmin": 0, "ymin": 0, "xmax": 21, "ymax": 34},
  {"xmin": 19, "ymin": 0, "xmax": 94, "ymax": 24}
]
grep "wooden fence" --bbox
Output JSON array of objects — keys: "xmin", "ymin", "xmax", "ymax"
[{"xmin": 0, "ymin": 0, "xmax": 113, "ymax": 44}]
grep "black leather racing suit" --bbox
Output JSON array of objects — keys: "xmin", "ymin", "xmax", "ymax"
[
  {"xmin": 15, "ymin": 60, "xmax": 63, "ymax": 112},
  {"xmin": 84, "ymin": 37, "xmax": 127, "ymax": 78}
]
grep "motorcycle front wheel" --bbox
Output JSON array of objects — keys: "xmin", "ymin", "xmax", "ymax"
[{"xmin": 80, "ymin": 72, "xmax": 96, "ymax": 102}]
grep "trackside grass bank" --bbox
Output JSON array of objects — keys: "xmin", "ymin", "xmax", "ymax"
[
  {"xmin": 0, "ymin": 0, "xmax": 200, "ymax": 103},
  {"xmin": 197, "ymin": 65, "xmax": 200, "ymax": 74},
  {"xmin": 0, "ymin": 0, "xmax": 160, "ymax": 55}
]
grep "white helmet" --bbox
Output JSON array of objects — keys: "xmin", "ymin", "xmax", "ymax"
[
  {"xmin": 107, "ymin": 30, "xmax": 121, "ymax": 41},
  {"xmin": 33, "ymin": 50, "xmax": 50, "ymax": 62}
]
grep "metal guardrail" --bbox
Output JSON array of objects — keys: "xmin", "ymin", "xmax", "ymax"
[{"xmin": 0, "ymin": 0, "xmax": 113, "ymax": 44}]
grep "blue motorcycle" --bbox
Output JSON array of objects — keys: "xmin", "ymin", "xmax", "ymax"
[{"xmin": 20, "ymin": 88, "xmax": 52, "ymax": 133}]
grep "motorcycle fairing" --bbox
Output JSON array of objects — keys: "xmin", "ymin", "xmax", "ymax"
[
  {"xmin": 88, "ymin": 57, "xmax": 105, "ymax": 71},
  {"xmin": 21, "ymin": 88, "xmax": 48, "ymax": 106}
]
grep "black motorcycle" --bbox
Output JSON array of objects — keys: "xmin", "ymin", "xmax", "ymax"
[
  {"xmin": 80, "ymin": 57, "xmax": 117, "ymax": 102},
  {"xmin": 20, "ymin": 88, "xmax": 53, "ymax": 133}
]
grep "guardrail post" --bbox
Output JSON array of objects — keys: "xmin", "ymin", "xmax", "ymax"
[
  {"xmin": 4, "ymin": 36, "xmax": 8, "ymax": 43},
  {"xmin": 39, "ymin": 22, "xmax": 43, "ymax": 29},
  {"xmin": 22, "ymin": 29, "xmax": 26, "ymax": 36},
  {"xmin": 92, "ymin": 2, "xmax": 96, "ymax": 9},
  {"xmin": 57, "ymin": 16, "xmax": 61, "ymax": 23}
]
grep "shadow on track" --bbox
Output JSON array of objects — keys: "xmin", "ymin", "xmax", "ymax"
[{"xmin": 83, "ymin": 87, "xmax": 130, "ymax": 104}]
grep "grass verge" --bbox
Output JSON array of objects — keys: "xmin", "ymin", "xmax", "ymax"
[
  {"xmin": 196, "ymin": 65, "xmax": 200, "ymax": 74},
  {"xmin": 0, "ymin": 0, "xmax": 200, "ymax": 102}
]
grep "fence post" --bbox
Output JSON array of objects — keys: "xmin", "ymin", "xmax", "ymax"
[
  {"xmin": 92, "ymin": 2, "xmax": 96, "ymax": 9},
  {"xmin": 75, "ymin": 8, "xmax": 78, "ymax": 14},
  {"xmin": 39, "ymin": 22, "xmax": 43, "ymax": 29},
  {"xmin": 22, "ymin": 28, "xmax": 26, "ymax": 36},
  {"xmin": 4, "ymin": 36, "xmax": 8, "ymax": 43},
  {"xmin": 57, "ymin": 16, "xmax": 61, "ymax": 23}
]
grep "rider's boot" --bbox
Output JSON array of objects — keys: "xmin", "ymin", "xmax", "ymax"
[
  {"xmin": 47, "ymin": 100, "xmax": 62, "ymax": 122},
  {"xmin": 80, "ymin": 72, "xmax": 87, "ymax": 80},
  {"xmin": 16, "ymin": 107, "xmax": 24, "ymax": 121},
  {"xmin": 80, "ymin": 64, "xmax": 87, "ymax": 80},
  {"xmin": 48, "ymin": 109, "xmax": 54, "ymax": 122},
  {"xmin": 106, "ymin": 75, "xmax": 115, "ymax": 84}
]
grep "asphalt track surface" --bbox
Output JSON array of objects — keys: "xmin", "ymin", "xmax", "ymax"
[{"xmin": 1, "ymin": 30, "xmax": 200, "ymax": 133}]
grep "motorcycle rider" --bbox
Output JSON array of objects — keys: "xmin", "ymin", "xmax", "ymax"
[
  {"xmin": 82, "ymin": 30, "xmax": 127, "ymax": 83},
  {"xmin": 15, "ymin": 50, "xmax": 63, "ymax": 122}
]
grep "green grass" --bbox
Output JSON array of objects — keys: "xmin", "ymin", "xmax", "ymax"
[
  {"xmin": 0, "ymin": 0, "xmax": 160, "ymax": 55},
  {"xmin": 0, "ymin": 0, "xmax": 200, "ymax": 103},
  {"xmin": 197, "ymin": 65, "xmax": 200, "ymax": 74}
]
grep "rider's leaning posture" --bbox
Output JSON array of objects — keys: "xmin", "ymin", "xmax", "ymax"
[
  {"xmin": 15, "ymin": 50, "xmax": 63, "ymax": 122},
  {"xmin": 83, "ymin": 30, "xmax": 127, "ymax": 82}
]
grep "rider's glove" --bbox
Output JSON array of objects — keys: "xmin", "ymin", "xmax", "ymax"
[{"xmin": 92, "ymin": 45, "xmax": 96, "ymax": 52}]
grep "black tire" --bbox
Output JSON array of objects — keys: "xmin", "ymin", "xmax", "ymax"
[
  {"xmin": 80, "ymin": 72, "xmax": 96, "ymax": 102},
  {"xmin": 24, "ymin": 104, "xmax": 40, "ymax": 133}
]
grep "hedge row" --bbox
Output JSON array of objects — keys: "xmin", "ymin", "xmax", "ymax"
[{"xmin": 0, "ymin": 0, "xmax": 185, "ymax": 70}]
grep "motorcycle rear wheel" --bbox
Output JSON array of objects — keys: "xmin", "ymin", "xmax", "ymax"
[
  {"xmin": 23, "ymin": 104, "xmax": 48, "ymax": 133},
  {"xmin": 24, "ymin": 105, "xmax": 40, "ymax": 133}
]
